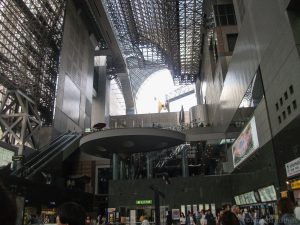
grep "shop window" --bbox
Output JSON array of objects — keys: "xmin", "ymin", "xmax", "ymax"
[
  {"xmin": 227, "ymin": 33, "xmax": 238, "ymax": 52},
  {"xmin": 214, "ymin": 4, "xmax": 237, "ymax": 26}
]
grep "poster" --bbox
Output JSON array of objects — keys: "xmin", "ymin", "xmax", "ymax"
[{"xmin": 172, "ymin": 209, "xmax": 180, "ymax": 220}]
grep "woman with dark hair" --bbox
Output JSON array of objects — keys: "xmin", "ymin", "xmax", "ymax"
[
  {"xmin": 0, "ymin": 181, "xmax": 17, "ymax": 225},
  {"xmin": 277, "ymin": 198, "xmax": 300, "ymax": 225},
  {"xmin": 56, "ymin": 202, "xmax": 86, "ymax": 225},
  {"xmin": 220, "ymin": 211, "xmax": 240, "ymax": 225}
]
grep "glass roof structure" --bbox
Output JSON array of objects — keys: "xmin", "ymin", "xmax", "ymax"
[{"xmin": 102, "ymin": 0, "xmax": 204, "ymax": 88}]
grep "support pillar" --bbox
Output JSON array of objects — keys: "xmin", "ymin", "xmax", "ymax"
[
  {"xmin": 113, "ymin": 153, "xmax": 119, "ymax": 180},
  {"xmin": 120, "ymin": 160, "xmax": 125, "ymax": 180},
  {"xmin": 147, "ymin": 154, "xmax": 153, "ymax": 179},
  {"xmin": 182, "ymin": 148, "xmax": 189, "ymax": 177}
]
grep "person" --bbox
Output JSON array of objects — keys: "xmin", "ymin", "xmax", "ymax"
[
  {"xmin": 180, "ymin": 212, "xmax": 186, "ymax": 225},
  {"xmin": 277, "ymin": 198, "xmax": 300, "ymax": 225},
  {"xmin": 295, "ymin": 205, "xmax": 300, "ymax": 221},
  {"xmin": 205, "ymin": 210, "xmax": 215, "ymax": 225},
  {"xmin": 0, "ymin": 181, "xmax": 17, "ymax": 225},
  {"xmin": 216, "ymin": 210, "xmax": 224, "ymax": 225},
  {"xmin": 187, "ymin": 211, "xmax": 195, "ymax": 225},
  {"xmin": 232, "ymin": 205, "xmax": 245, "ymax": 225},
  {"xmin": 200, "ymin": 210, "xmax": 207, "ymax": 225},
  {"xmin": 86, "ymin": 215, "xmax": 92, "ymax": 225},
  {"xmin": 220, "ymin": 211, "xmax": 240, "ymax": 225},
  {"xmin": 141, "ymin": 216, "xmax": 150, "ymax": 225},
  {"xmin": 258, "ymin": 215, "xmax": 267, "ymax": 225},
  {"xmin": 56, "ymin": 202, "xmax": 86, "ymax": 225},
  {"xmin": 244, "ymin": 208, "xmax": 254, "ymax": 225},
  {"xmin": 167, "ymin": 211, "xmax": 173, "ymax": 225}
]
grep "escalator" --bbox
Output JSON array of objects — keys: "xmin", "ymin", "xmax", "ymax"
[{"xmin": 12, "ymin": 131, "xmax": 82, "ymax": 179}]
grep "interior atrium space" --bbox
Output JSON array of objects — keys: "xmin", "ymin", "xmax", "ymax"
[{"xmin": 0, "ymin": 0, "xmax": 300, "ymax": 225}]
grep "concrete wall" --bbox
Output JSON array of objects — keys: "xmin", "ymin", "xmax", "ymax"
[
  {"xmin": 200, "ymin": 0, "xmax": 300, "ymax": 135},
  {"xmin": 108, "ymin": 165, "xmax": 277, "ymax": 209},
  {"xmin": 53, "ymin": 0, "xmax": 95, "ymax": 134},
  {"xmin": 213, "ymin": 0, "xmax": 300, "ymax": 136}
]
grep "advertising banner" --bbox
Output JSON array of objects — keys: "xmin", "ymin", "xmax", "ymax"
[{"xmin": 232, "ymin": 117, "xmax": 259, "ymax": 168}]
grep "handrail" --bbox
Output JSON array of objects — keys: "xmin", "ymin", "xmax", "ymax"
[
  {"xmin": 24, "ymin": 131, "xmax": 72, "ymax": 167},
  {"xmin": 25, "ymin": 133, "xmax": 81, "ymax": 178},
  {"xmin": 12, "ymin": 131, "xmax": 76, "ymax": 177}
]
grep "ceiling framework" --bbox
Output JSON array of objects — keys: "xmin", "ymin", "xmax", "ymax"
[
  {"xmin": 0, "ymin": 0, "xmax": 66, "ymax": 125},
  {"xmin": 102, "ymin": 0, "xmax": 204, "ymax": 85}
]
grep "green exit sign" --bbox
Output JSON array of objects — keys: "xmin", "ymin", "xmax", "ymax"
[{"xmin": 136, "ymin": 200, "xmax": 152, "ymax": 205}]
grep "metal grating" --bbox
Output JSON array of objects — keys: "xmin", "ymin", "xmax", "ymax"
[
  {"xmin": 102, "ymin": 0, "xmax": 204, "ymax": 85},
  {"xmin": 0, "ymin": 0, "xmax": 66, "ymax": 125}
]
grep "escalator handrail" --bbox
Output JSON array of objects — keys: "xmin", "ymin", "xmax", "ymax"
[
  {"xmin": 23, "ymin": 131, "xmax": 72, "ymax": 167},
  {"xmin": 12, "ymin": 131, "xmax": 73, "ymax": 176},
  {"xmin": 38, "ymin": 130, "xmax": 72, "ymax": 152},
  {"xmin": 25, "ymin": 133, "xmax": 81, "ymax": 178}
]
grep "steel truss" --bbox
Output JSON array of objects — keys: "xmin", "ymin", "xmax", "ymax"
[
  {"xmin": 0, "ymin": 89, "xmax": 41, "ymax": 150},
  {"xmin": 102, "ymin": 0, "xmax": 204, "ymax": 85},
  {"xmin": 0, "ymin": 0, "xmax": 66, "ymax": 125}
]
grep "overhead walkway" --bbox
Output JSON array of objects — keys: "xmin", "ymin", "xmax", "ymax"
[{"xmin": 12, "ymin": 131, "xmax": 81, "ymax": 179}]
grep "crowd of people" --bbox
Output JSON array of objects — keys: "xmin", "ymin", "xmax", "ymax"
[
  {"xmin": 179, "ymin": 201, "xmax": 300, "ymax": 225},
  {"xmin": 1, "ymin": 178, "xmax": 300, "ymax": 225}
]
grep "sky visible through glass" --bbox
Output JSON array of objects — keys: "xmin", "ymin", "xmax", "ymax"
[{"xmin": 136, "ymin": 69, "xmax": 197, "ymax": 114}]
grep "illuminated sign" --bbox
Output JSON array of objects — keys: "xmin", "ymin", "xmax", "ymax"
[
  {"xmin": 232, "ymin": 117, "xmax": 259, "ymax": 168},
  {"xmin": 258, "ymin": 185, "xmax": 277, "ymax": 202},
  {"xmin": 291, "ymin": 180, "xmax": 300, "ymax": 190},
  {"xmin": 280, "ymin": 191, "xmax": 288, "ymax": 198},
  {"xmin": 286, "ymin": 157, "xmax": 300, "ymax": 178},
  {"xmin": 136, "ymin": 200, "xmax": 152, "ymax": 205},
  {"xmin": 235, "ymin": 191, "xmax": 257, "ymax": 205}
]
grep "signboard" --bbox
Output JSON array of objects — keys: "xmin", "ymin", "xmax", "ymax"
[
  {"xmin": 280, "ymin": 191, "xmax": 288, "ymax": 198},
  {"xmin": 234, "ymin": 196, "xmax": 241, "ymax": 205},
  {"xmin": 235, "ymin": 191, "xmax": 257, "ymax": 205},
  {"xmin": 291, "ymin": 180, "xmax": 300, "ymax": 190},
  {"xmin": 172, "ymin": 209, "xmax": 180, "ymax": 220},
  {"xmin": 136, "ymin": 200, "xmax": 152, "ymax": 205},
  {"xmin": 232, "ymin": 117, "xmax": 259, "ymax": 167},
  {"xmin": 258, "ymin": 185, "xmax": 277, "ymax": 202},
  {"xmin": 286, "ymin": 157, "xmax": 300, "ymax": 178}
]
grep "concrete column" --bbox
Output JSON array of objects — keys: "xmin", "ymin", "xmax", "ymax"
[
  {"xmin": 113, "ymin": 153, "xmax": 119, "ymax": 180},
  {"xmin": 182, "ymin": 148, "xmax": 189, "ymax": 177},
  {"xmin": 92, "ymin": 58, "xmax": 111, "ymax": 127},
  {"xmin": 195, "ymin": 77, "xmax": 203, "ymax": 105},
  {"xmin": 130, "ymin": 163, "xmax": 135, "ymax": 180},
  {"xmin": 146, "ymin": 154, "xmax": 153, "ymax": 179},
  {"xmin": 120, "ymin": 160, "xmax": 125, "ymax": 180}
]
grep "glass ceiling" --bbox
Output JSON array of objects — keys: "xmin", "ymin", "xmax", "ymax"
[{"xmin": 102, "ymin": 0, "xmax": 204, "ymax": 88}]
